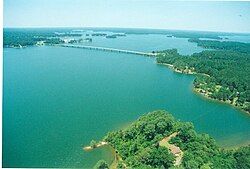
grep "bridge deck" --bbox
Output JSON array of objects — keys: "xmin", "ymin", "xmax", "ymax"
[{"xmin": 60, "ymin": 44, "xmax": 157, "ymax": 57}]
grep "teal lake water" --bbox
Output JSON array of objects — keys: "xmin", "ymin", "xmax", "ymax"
[
  {"xmin": 3, "ymin": 35, "xmax": 250, "ymax": 168},
  {"xmin": 79, "ymin": 34, "xmax": 204, "ymax": 55}
]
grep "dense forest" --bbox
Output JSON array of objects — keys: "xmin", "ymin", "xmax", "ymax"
[
  {"xmin": 94, "ymin": 111, "xmax": 249, "ymax": 169},
  {"xmin": 188, "ymin": 38, "xmax": 250, "ymax": 54},
  {"xmin": 156, "ymin": 41, "xmax": 250, "ymax": 113},
  {"xmin": 4, "ymin": 28, "xmax": 55, "ymax": 47},
  {"xmin": 3, "ymin": 28, "xmax": 82, "ymax": 47}
]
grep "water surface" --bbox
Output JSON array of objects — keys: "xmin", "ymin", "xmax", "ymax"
[
  {"xmin": 77, "ymin": 34, "xmax": 204, "ymax": 55},
  {"xmin": 3, "ymin": 40, "xmax": 250, "ymax": 168}
]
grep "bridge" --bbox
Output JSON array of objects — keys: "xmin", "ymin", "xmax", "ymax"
[{"xmin": 59, "ymin": 44, "xmax": 157, "ymax": 57}]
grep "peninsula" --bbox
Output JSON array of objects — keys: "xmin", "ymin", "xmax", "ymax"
[
  {"xmin": 86, "ymin": 110, "xmax": 250, "ymax": 169},
  {"xmin": 156, "ymin": 40, "xmax": 250, "ymax": 113}
]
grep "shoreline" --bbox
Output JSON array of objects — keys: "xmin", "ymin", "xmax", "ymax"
[
  {"xmin": 83, "ymin": 141, "xmax": 125, "ymax": 168},
  {"xmin": 157, "ymin": 62, "xmax": 249, "ymax": 115},
  {"xmin": 83, "ymin": 141, "xmax": 108, "ymax": 151},
  {"xmin": 192, "ymin": 87, "xmax": 249, "ymax": 115}
]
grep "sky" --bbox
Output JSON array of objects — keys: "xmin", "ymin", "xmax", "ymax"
[{"xmin": 3, "ymin": 0, "xmax": 250, "ymax": 33}]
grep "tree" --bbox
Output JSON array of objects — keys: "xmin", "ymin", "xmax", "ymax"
[
  {"xmin": 90, "ymin": 140, "xmax": 97, "ymax": 148},
  {"xmin": 234, "ymin": 146, "xmax": 250, "ymax": 169},
  {"xmin": 94, "ymin": 160, "xmax": 109, "ymax": 169}
]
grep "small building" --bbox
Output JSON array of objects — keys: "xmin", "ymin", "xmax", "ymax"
[
  {"xmin": 169, "ymin": 145, "xmax": 181, "ymax": 155},
  {"xmin": 36, "ymin": 41, "xmax": 45, "ymax": 46}
]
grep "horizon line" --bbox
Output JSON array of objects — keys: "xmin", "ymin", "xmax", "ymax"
[{"xmin": 3, "ymin": 26, "xmax": 250, "ymax": 34}]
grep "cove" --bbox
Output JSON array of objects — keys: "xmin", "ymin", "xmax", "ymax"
[{"xmin": 3, "ymin": 46, "xmax": 250, "ymax": 168}]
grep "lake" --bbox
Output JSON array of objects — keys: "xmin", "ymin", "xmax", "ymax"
[
  {"xmin": 3, "ymin": 35, "xmax": 250, "ymax": 168},
  {"xmin": 78, "ymin": 34, "xmax": 204, "ymax": 55}
]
